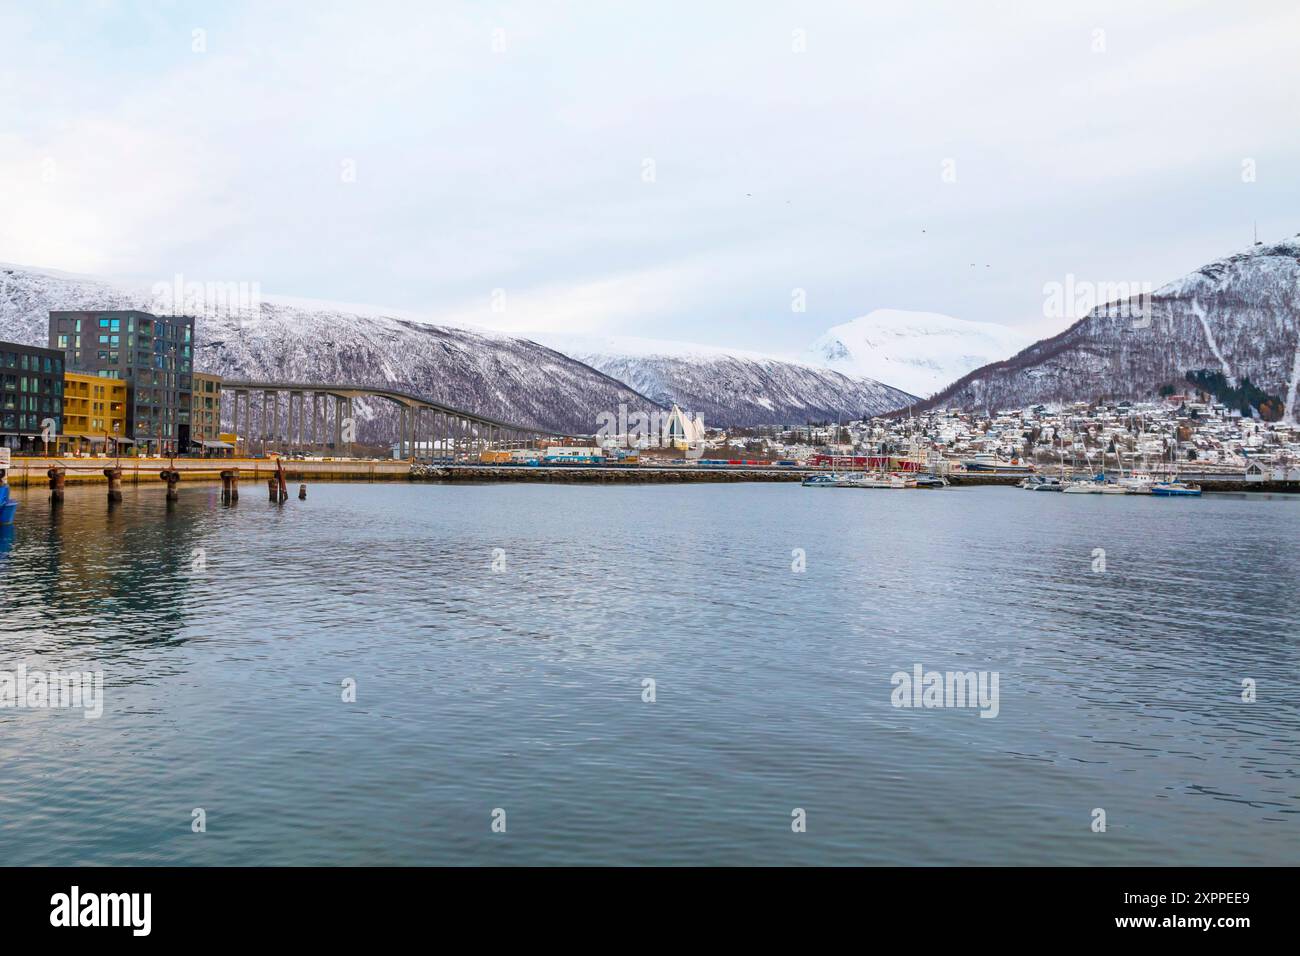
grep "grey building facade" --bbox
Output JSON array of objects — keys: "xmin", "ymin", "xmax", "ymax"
[
  {"xmin": 1, "ymin": 341, "xmax": 64, "ymax": 452},
  {"xmin": 49, "ymin": 310, "xmax": 195, "ymax": 454}
]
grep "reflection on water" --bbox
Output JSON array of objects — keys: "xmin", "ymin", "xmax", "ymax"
[{"xmin": 1, "ymin": 480, "xmax": 1297, "ymax": 865}]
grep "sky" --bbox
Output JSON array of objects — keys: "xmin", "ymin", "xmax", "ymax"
[{"xmin": 1, "ymin": 0, "xmax": 1297, "ymax": 354}]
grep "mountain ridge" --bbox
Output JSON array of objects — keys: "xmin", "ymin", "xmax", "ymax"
[
  {"xmin": 912, "ymin": 236, "xmax": 1300, "ymax": 422},
  {"xmin": 0, "ymin": 264, "xmax": 662, "ymax": 436}
]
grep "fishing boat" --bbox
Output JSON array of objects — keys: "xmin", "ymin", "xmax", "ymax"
[
  {"xmin": 1151, "ymin": 480, "xmax": 1202, "ymax": 497},
  {"xmin": 913, "ymin": 472, "xmax": 948, "ymax": 489}
]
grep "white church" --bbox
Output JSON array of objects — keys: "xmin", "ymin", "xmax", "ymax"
[{"xmin": 662, "ymin": 404, "xmax": 706, "ymax": 450}]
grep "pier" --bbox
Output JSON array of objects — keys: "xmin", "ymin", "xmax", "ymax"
[{"xmin": 3, "ymin": 456, "xmax": 411, "ymax": 487}]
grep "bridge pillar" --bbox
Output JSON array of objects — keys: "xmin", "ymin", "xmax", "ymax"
[
  {"xmin": 338, "ymin": 395, "xmax": 348, "ymax": 455},
  {"xmin": 235, "ymin": 390, "xmax": 248, "ymax": 456},
  {"xmin": 346, "ymin": 397, "xmax": 354, "ymax": 455},
  {"xmin": 268, "ymin": 390, "xmax": 277, "ymax": 455},
  {"xmin": 313, "ymin": 393, "xmax": 322, "ymax": 454}
]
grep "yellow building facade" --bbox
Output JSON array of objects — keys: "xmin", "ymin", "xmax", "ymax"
[
  {"xmin": 62, "ymin": 371, "xmax": 128, "ymax": 452},
  {"xmin": 191, "ymin": 372, "xmax": 222, "ymax": 448}
]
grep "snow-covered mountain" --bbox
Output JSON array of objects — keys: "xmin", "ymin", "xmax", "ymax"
[
  {"xmin": 0, "ymin": 264, "xmax": 658, "ymax": 436},
  {"xmin": 806, "ymin": 309, "xmax": 1032, "ymax": 399},
  {"xmin": 918, "ymin": 236, "xmax": 1300, "ymax": 421},
  {"xmin": 535, "ymin": 333, "xmax": 917, "ymax": 426}
]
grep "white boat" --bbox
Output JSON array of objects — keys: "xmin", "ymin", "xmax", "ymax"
[
  {"xmin": 961, "ymin": 452, "xmax": 1035, "ymax": 475},
  {"xmin": 1021, "ymin": 475, "xmax": 1064, "ymax": 491},
  {"xmin": 803, "ymin": 470, "xmax": 918, "ymax": 489},
  {"xmin": 802, "ymin": 472, "xmax": 862, "ymax": 488},
  {"xmin": 1062, "ymin": 479, "xmax": 1103, "ymax": 494},
  {"xmin": 1117, "ymin": 474, "xmax": 1155, "ymax": 494},
  {"xmin": 852, "ymin": 472, "xmax": 916, "ymax": 489}
]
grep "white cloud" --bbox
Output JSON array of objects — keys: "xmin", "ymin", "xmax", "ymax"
[{"xmin": 1, "ymin": 0, "xmax": 1296, "ymax": 352}]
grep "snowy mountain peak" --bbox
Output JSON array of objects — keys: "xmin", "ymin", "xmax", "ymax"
[
  {"xmin": 919, "ymin": 233, "xmax": 1300, "ymax": 421},
  {"xmin": 806, "ymin": 309, "xmax": 1032, "ymax": 399}
]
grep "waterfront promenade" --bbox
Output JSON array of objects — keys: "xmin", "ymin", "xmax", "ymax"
[{"xmin": 2, "ymin": 456, "xmax": 410, "ymax": 486}]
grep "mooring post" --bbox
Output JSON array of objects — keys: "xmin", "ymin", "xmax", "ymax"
[
  {"xmin": 298, "ymin": 483, "xmax": 307, "ymax": 500},
  {"xmin": 103, "ymin": 467, "xmax": 122, "ymax": 502},
  {"xmin": 220, "ymin": 469, "xmax": 240, "ymax": 504},
  {"xmin": 268, "ymin": 477, "xmax": 278, "ymax": 501},
  {"xmin": 160, "ymin": 468, "xmax": 180, "ymax": 501},
  {"xmin": 48, "ymin": 466, "xmax": 66, "ymax": 504}
]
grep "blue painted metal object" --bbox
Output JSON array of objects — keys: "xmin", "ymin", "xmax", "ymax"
[{"xmin": 0, "ymin": 483, "xmax": 15, "ymax": 525}]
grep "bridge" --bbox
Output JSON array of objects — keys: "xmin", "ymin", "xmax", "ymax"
[{"xmin": 218, "ymin": 380, "xmax": 556, "ymax": 459}]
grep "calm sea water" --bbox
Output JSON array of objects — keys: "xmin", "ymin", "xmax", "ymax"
[{"xmin": 1, "ymin": 479, "xmax": 1297, "ymax": 865}]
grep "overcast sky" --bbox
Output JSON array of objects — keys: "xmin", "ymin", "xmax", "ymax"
[{"xmin": 1, "ymin": 0, "xmax": 1297, "ymax": 353}]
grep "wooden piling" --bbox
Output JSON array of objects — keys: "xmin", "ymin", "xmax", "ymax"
[
  {"xmin": 48, "ymin": 466, "xmax": 66, "ymax": 504},
  {"xmin": 298, "ymin": 483, "xmax": 307, "ymax": 500},
  {"xmin": 103, "ymin": 467, "xmax": 122, "ymax": 502},
  {"xmin": 220, "ymin": 469, "xmax": 240, "ymax": 503},
  {"xmin": 268, "ymin": 477, "xmax": 278, "ymax": 501}
]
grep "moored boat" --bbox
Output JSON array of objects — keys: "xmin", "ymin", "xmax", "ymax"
[
  {"xmin": 802, "ymin": 473, "xmax": 852, "ymax": 487},
  {"xmin": 1117, "ymin": 473, "xmax": 1155, "ymax": 494},
  {"xmin": 961, "ymin": 452, "xmax": 1035, "ymax": 475},
  {"xmin": 1062, "ymin": 477, "xmax": 1103, "ymax": 494},
  {"xmin": 1151, "ymin": 480, "xmax": 1202, "ymax": 497}
]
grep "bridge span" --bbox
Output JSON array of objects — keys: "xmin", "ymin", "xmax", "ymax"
[{"xmin": 218, "ymin": 379, "xmax": 557, "ymax": 458}]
